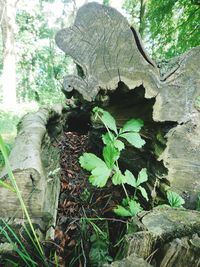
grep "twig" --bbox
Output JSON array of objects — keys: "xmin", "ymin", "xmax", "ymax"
[
  {"xmin": 145, "ymin": 248, "xmax": 159, "ymax": 262},
  {"xmin": 81, "ymin": 239, "xmax": 87, "ymax": 267}
]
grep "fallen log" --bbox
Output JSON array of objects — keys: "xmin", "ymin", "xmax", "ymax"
[
  {"xmin": 124, "ymin": 207, "xmax": 200, "ymax": 267},
  {"xmin": 56, "ymin": 2, "xmax": 200, "ymax": 208},
  {"xmin": 0, "ymin": 105, "xmax": 64, "ymax": 237}
]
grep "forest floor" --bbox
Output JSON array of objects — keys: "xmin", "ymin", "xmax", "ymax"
[{"xmin": 55, "ymin": 131, "xmax": 127, "ymax": 267}]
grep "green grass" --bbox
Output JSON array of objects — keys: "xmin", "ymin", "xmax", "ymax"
[{"xmin": 0, "ymin": 135, "xmax": 49, "ymax": 265}]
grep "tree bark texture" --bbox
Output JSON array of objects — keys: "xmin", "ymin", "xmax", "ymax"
[
  {"xmin": 0, "ymin": 105, "xmax": 64, "ymax": 236},
  {"xmin": 56, "ymin": 2, "xmax": 200, "ymax": 208},
  {"xmin": 123, "ymin": 208, "xmax": 200, "ymax": 267}
]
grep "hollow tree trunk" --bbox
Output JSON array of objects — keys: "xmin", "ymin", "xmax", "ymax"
[
  {"xmin": 55, "ymin": 4, "xmax": 200, "ymax": 265},
  {"xmin": 55, "ymin": 2, "xmax": 200, "ymax": 208}
]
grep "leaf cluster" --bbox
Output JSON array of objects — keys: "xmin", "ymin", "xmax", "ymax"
[
  {"xmin": 79, "ymin": 107, "xmax": 148, "ymax": 217},
  {"xmin": 167, "ymin": 190, "xmax": 185, "ymax": 208},
  {"xmin": 89, "ymin": 233, "xmax": 112, "ymax": 267}
]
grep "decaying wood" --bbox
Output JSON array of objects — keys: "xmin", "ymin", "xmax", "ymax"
[
  {"xmin": 159, "ymin": 234, "xmax": 200, "ymax": 267},
  {"xmin": 0, "ymin": 105, "xmax": 63, "ymax": 236},
  {"xmin": 56, "ymin": 2, "xmax": 200, "ymax": 208},
  {"xmin": 125, "ymin": 231, "xmax": 157, "ymax": 260},
  {"xmin": 154, "ymin": 48, "xmax": 200, "ymax": 207},
  {"xmin": 55, "ymin": 2, "xmax": 159, "ymax": 102},
  {"xmin": 123, "ymin": 208, "xmax": 200, "ymax": 267},
  {"xmin": 103, "ymin": 253, "xmax": 153, "ymax": 267}
]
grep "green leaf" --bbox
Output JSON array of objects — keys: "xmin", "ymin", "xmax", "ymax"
[
  {"xmin": 122, "ymin": 197, "xmax": 129, "ymax": 206},
  {"xmin": 89, "ymin": 166, "xmax": 111, "ymax": 188},
  {"xmin": 128, "ymin": 199, "xmax": 143, "ymax": 216},
  {"xmin": 0, "ymin": 180, "xmax": 16, "ymax": 193},
  {"xmin": 114, "ymin": 139, "xmax": 125, "ymax": 151},
  {"xmin": 124, "ymin": 170, "xmax": 136, "ymax": 187},
  {"xmin": 136, "ymin": 168, "xmax": 148, "ymax": 186},
  {"xmin": 102, "ymin": 133, "xmax": 124, "ymax": 152},
  {"xmin": 102, "ymin": 111, "xmax": 118, "ymax": 134},
  {"xmin": 93, "ymin": 107, "xmax": 118, "ymax": 134},
  {"xmin": 119, "ymin": 132, "xmax": 145, "ymax": 148},
  {"xmin": 79, "ymin": 153, "xmax": 105, "ymax": 171},
  {"xmin": 120, "ymin": 119, "xmax": 144, "ymax": 134},
  {"xmin": 103, "ymin": 144, "xmax": 120, "ymax": 169},
  {"xmin": 112, "ymin": 169, "xmax": 124, "ymax": 185},
  {"xmin": 167, "ymin": 190, "xmax": 185, "ymax": 208},
  {"xmin": 138, "ymin": 186, "xmax": 149, "ymax": 201},
  {"xmin": 79, "ymin": 153, "xmax": 111, "ymax": 187},
  {"xmin": 102, "ymin": 132, "xmax": 115, "ymax": 145},
  {"xmin": 113, "ymin": 205, "xmax": 132, "ymax": 217}
]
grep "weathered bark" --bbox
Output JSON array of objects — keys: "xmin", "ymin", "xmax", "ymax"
[
  {"xmin": 56, "ymin": 2, "xmax": 159, "ymax": 102},
  {"xmin": 158, "ymin": 235, "xmax": 200, "ymax": 267},
  {"xmin": 124, "ymin": 208, "xmax": 200, "ymax": 267},
  {"xmin": 103, "ymin": 253, "xmax": 153, "ymax": 267},
  {"xmin": 0, "ymin": 105, "xmax": 64, "ymax": 237},
  {"xmin": 156, "ymin": 48, "xmax": 200, "ymax": 207},
  {"xmin": 56, "ymin": 3, "xmax": 200, "ymax": 208},
  {"xmin": 103, "ymin": 208, "xmax": 200, "ymax": 267}
]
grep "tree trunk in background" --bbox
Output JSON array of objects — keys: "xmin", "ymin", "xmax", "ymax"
[
  {"xmin": 0, "ymin": 0, "xmax": 18, "ymax": 107},
  {"xmin": 139, "ymin": 0, "xmax": 146, "ymax": 38}
]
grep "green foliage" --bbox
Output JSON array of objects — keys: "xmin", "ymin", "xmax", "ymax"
[
  {"xmin": 0, "ymin": 142, "xmax": 11, "ymax": 170},
  {"xmin": 80, "ymin": 107, "xmax": 148, "ymax": 217},
  {"xmin": 80, "ymin": 188, "xmax": 91, "ymax": 202},
  {"xmin": 167, "ymin": 190, "xmax": 185, "ymax": 208},
  {"xmin": 123, "ymin": 0, "xmax": 200, "ymax": 59},
  {"xmin": 79, "ymin": 153, "xmax": 111, "ymax": 187},
  {"xmin": 78, "ymin": 217, "xmax": 112, "ymax": 267},
  {"xmin": 196, "ymin": 192, "xmax": 200, "ymax": 211},
  {"xmin": 89, "ymin": 233, "xmax": 112, "ymax": 266},
  {"xmin": 0, "ymin": 135, "xmax": 47, "ymax": 265},
  {"xmin": 0, "ymin": 0, "xmax": 73, "ymax": 104},
  {"xmin": 114, "ymin": 198, "xmax": 143, "ymax": 217},
  {"xmin": 0, "ymin": 220, "xmax": 37, "ymax": 267},
  {"xmin": 195, "ymin": 96, "xmax": 200, "ymax": 110},
  {"xmin": 103, "ymin": 0, "xmax": 110, "ymax": 6}
]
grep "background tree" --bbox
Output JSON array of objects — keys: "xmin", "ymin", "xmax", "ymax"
[
  {"xmin": 0, "ymin": 0, "xmax": 75, "ymax": 105},
  {"xmin": 123, "ymin": 0, "xmax": 147, "ymax": 38},
  {"xmin": 123, "ymin": 0, "xmax": 200, "ymax": 59},
  {"xmin": 103, "ymin": 0, "xmax": 110, "ymax": 6},
  {"xmin": 0, "ymin": 0, "xmax": 19, "ymax": 107},
  {"xmin": 0, "ymin": 0, "xmax": 199, "ymax": 106}
]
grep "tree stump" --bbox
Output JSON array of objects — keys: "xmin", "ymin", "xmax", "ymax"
[{"xmin": 56, "ymin": 2, "xmax": 200, "ymax": 208}]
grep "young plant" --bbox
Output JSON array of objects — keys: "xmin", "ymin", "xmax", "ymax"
[
  {"xmin": 166, "ymin": 190, "xmax": 185, "ymax": 208},
  {"xmin": 79, "ymin": 107, "xmax": 149, "ymax": 217}
]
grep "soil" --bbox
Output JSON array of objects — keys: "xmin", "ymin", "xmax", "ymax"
[{"xmin": 54, "ymin": 131, "xmax": 126, "ymax": 267}]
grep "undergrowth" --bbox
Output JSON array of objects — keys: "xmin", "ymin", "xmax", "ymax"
[
  {"xmin": 0, "ymin": 107, "xmax": 189, "ymax": 266},
  {"xmin": 0, "ymin": 135, "xmax": 58, "ymax": 266}
]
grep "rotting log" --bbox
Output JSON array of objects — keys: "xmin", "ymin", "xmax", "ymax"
[
  {"xmin": 56, "ymin": 2, "xmax": 200, "ymax": 208},
  {"xmin": 124, "ymin": 207, "xmax": 200, "ymax": 267},
  {"xmin": 103, "ymin": 253, "xmax": 153, "ymax": 267},
  {"xmin": 0, "ymin": 105, "xmax": 64, "ymax": 238},
  {"xmin": 55, "ymin": 2, "xmax": 159, "ymax": 102}
]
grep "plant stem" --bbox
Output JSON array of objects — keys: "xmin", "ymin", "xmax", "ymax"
[
  {"xmin": 122, "ymin": 183, "xmax": 129, "ymax": 201},
  {"xmin": 96, "ymin": 113, "xmax": 116, "ymax": 139}
]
